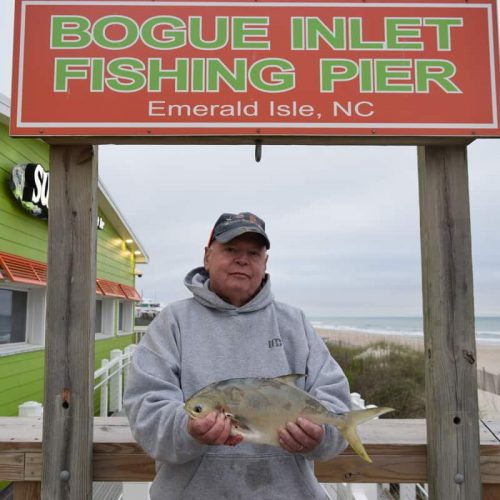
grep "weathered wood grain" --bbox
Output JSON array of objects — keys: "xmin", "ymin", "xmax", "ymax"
[
  {"xmin": 315, "ymin": 453, "xmax": 428, "ymax": 483},
  {"xmin": 25, "ymin": 453, "xmax": 42, "ymax": 480},
  {"xmin": 13, "ymin": 481, "xmax": 41, "ymax": 500},
  {"xmin": 93, "ymin": 453, "xmax": 155, "ymax": 481},
  {"xmin": 483, "ymin": 484, "xmax": 500, "ymax": 500},
  {"xmin": 1, "ymin": 418, "xmax": 498, "ymax": 485},
  {"xmin": 9, "ymin": 448, "xmax": 500, "ymax": 484},
  {"xmin": 0, "ymin": 453, "xmax": 24, "ymax": 481},
  {"xmin": 418, "ymin": 145, "xmax": 481, "ymax": 499},
  {"xmin": 42, "ymin": 145, "xmax": 98, "ymax": 500}
]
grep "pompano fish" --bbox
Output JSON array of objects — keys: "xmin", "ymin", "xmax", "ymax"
[{"xmin": 184, "ymin": 374, "xmax": 393, "ymax": 463}]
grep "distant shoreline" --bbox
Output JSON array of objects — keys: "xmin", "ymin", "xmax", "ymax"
[
  {"xmin": 316, "ymin": 326, "xmax": 500, "ymax": 418},
  {"xmin": 315, "ymin": 326, "xmax": 500, "ymax": 345},
  {"xmin": 315, "ymin": 327, "xmax": 500, "ymax": 375}
]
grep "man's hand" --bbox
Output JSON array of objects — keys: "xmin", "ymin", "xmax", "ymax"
[
  {"xmin": 188, "ymin": 411, "xmax": 243, "ymax": 446},
  {"xmin": 278, "ymin": 417, "xmax": 324, "ymax": 454}
]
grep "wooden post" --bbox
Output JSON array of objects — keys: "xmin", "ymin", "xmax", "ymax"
[
  {"xmin": 42, "ymin": 145, "xmax": 98, "ymax": 499},
  {"xmin": 417, "ymin": 145, "xmax": 481, "ymax": 499}
]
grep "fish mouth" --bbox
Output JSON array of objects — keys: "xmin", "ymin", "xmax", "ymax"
[{"xmin": 184, "ymin": 404, "xmax": 196, "ymax": 419}]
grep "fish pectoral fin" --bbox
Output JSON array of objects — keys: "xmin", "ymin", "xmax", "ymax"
[
  {"xmin": 228, "ymin": 414, "xmax": 251, "ymax": 431},
  {"xmin": 275, "ymin": 374, "xmax": 306, "ymax": 386},
  {"xmin": 230, "ymin": 426, "xmax": 265, "ymax": 444},
  {"xmin": 228, "ymin": 418, "xmax": 262, "ymax": 443}
]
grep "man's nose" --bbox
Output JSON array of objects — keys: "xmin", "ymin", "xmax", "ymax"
[{"xmin": 235, "ymin": 251, "xmax": 249, "ymax": 264}]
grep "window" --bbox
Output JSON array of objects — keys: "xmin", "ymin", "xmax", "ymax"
[
  {"xmin": 118, "ymin": 301, "xmax": 133, "ymax": 334},
  {"xmin": 0, "ymin": 289, "xmax": 27, "ymax": 344},
  {"xmin": 118, "ymin": 301, "xmax": 123, "ymax": 331},
  {"xmin": 95, "ymin": 298, "xmax": 114, "ymax": 336},
  {"xmin": 95, "ymin": 299, "xmax": 103, "ymax": 334}
]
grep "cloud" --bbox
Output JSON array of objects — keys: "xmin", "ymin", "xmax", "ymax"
[{"xmin": 99, "ymin": 144, "xmax": 426, "ymax": 314}]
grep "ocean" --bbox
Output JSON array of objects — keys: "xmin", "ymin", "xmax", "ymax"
[{"xmin": 308, "ymin": 316, "xmax": 500, "ymax": 343}]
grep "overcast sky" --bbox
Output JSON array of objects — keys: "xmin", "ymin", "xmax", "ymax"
[{"xmin": 1, "ymin": 1, "xmax": 499, "ymax": 317}]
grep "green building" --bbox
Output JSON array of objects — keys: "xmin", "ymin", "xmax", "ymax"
[{"xmin": 0, "ymin": 93, "xmax": 148, "ymax": 417}]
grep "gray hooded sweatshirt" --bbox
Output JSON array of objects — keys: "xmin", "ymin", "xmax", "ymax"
[{"xmin": 124, "ymin": 267, "xmax": 351, "ymax": 500}]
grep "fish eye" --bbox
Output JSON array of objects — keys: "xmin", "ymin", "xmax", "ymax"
[{"xmin": 193, "ymin": 404, "xmax": 203, "ymax": 414}]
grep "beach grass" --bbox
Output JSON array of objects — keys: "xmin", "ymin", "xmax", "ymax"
[{"xmin": 327, "ymin": 340, "xmax": 426, "ymax": 418}]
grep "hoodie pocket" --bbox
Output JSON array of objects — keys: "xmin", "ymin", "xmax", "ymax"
[{"xmin": 180, "ymin": 452, "xmax": 326, "ymax": 500}]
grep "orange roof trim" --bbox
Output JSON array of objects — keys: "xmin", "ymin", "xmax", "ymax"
[
  {"xmin": 0, "ymin": 252, "xmax": 47, "ymax": 286},
  {"xmin": 120, "ymin": 284, "xmax": 141, "ymax": 302},
  {"xmin": 0, "ymin": 252, "xmax": 140, "ymax": 300},
  {"xmin": 96, "ymin": 279, "xmax": 126, "ymax": 298}
]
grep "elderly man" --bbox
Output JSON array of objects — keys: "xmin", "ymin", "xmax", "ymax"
[{"xmin": 124, "ymin": 212, "xmax": 351, "ymax": 500}]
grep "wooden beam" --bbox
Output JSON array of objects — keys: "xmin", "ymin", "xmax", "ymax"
[
  {"xmin": 42, "ymin": 145, "xmax": 98, "ymax": 499},
  {"xmin": 44, "ymin": 135, "xmax": 476, "ymax": 147},
  {"xmin": 2, "ymin": 417, "xmax": 499, "ymax": 484},
  {"xmin": 483, "ymin": 484, "xmax": 500, "ymax": 500},
  {"xmin": 417, "ymin": 145, "xmax": 481, "ymax": 499},
  {"xmin": 14, "ymin": 481, "xmax": 41, "ymax": 500},
  {"xmin": 0, "ymin": 416, "xmax": 498, "ymax": 500}
]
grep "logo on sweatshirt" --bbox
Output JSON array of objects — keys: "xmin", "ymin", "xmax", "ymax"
[{"xmin": 268, "ymin": 338, "xmax": 283, "ymax": 349}]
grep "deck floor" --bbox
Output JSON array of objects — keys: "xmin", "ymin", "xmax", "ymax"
[
  {"xmin": 93, "ymin": 482, "xmax": 122, "ymax": 500},
  {"xmin": 0, "ymin": 480, "xmax": 122, "ymax": 500},
  {"xmin": 93, "ymin": 410, "xmax": 125, "ymax": 500}
]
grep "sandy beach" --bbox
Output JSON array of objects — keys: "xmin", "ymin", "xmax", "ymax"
[
  {"xmin": 316, "ymin": 327, "xmax": 500, "ymax": 374},
  {"xmin": 316, "ymin": 327, "xmax": 500, "ymax": 417}
]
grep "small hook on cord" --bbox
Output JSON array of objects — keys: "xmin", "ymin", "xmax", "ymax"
[{"xmin": 255, "ymin": 140, "xmax": 262, "ymax": 163}]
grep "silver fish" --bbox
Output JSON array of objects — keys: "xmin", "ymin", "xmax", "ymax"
[{"xmin": 184, "ymin": 374, "xmax": 393, "ymax": 463}]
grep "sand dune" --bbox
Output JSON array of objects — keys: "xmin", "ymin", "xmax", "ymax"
[
  {"xmin": 317, "ymin": 327, "xmax": 500, "ymax": 418},
  {"xmin": 316, "ymin": 327, "xmax": 500, "ymax": 374}
]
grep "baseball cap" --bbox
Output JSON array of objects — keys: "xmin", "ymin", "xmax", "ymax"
[{"xmin": 208, "ymin": 212, "xmax": 270, "ymax": 249}]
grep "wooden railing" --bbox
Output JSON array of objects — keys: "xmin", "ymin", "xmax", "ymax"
[{"xmin": 1, "ymin": 417, "xmax": 499, "ymax": 500}]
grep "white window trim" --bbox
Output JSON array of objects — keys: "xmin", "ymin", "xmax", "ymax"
[
  {"xmin": 0, "ymin": 343, "xmax": 44, "ymax": 357},
  {"xmin": 95, "ymin": 297, "xmax": 115, "ymax": 338},
  {"xmin": 118, "ymin": 300, "xmax": 134, "ymax": 335},
  {"xmin": 0, "ymin": 283, "xmax": 46, "ymax": 356},
  {"xmin": 26, "ymin": 287, "xmax": 46, "ymax": 345}
]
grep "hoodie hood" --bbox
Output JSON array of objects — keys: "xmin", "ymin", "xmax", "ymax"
[{"xmin": 184, "ymin": 266, "xmax": 273, "ymax": 313}]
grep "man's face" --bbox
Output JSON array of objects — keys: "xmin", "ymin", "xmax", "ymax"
[{"xmin": 204, "ymin": 233, "xmax": 268, "ymax": 307}]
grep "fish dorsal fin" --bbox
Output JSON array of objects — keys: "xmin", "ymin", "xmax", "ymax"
[{"xmin": 274, "ymin": 374, "xmax": 305, "ymax": 386}]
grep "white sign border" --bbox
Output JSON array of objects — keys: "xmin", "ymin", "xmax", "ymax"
[{"xmin": 15, "ymin": 0, "xmax": 499, "ymax": 131}]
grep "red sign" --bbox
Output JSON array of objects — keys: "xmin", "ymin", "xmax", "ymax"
[{"xmin": 10, "ymin": 0, "xmax": 500, "ymax": 137}]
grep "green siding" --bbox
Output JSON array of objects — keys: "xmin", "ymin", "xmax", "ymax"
[
  {"xmin": 0, "ymin": 122, "xmax": 137, "ymax": 282},
  {"xmin": 96, "ymin": 211, "xmax": 136, "ymax": 286},
  {"xmin": 0, "ymin": 335, "xmax": 136, "ymax": 417},
  {"xmin": 94, "ymin": 334, "xmax": 136, "ymax": 368},
  {"xmin": 0, "ymin": 122, "xmax": 141, "ymax": 495},
  {"xmin": 0, "ymin": 121, "xmax": 141, "ymax": 415},
  {"xmin": 0, "ymin": 349, "xmax": 45, "ymax": 416},
  {"xmin": 0, "ymin": 127, "xmax": 50, "ymax": 262}
]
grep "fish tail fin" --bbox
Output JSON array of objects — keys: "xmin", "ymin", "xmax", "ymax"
[{"xmin": 328, "ymin": 407, "xmax": 393, "ymax": 463}]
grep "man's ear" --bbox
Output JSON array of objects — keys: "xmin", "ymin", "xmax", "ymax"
[{"xmin": 203, "ymin": 246, "xmax": 210, "ymax": 269}]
